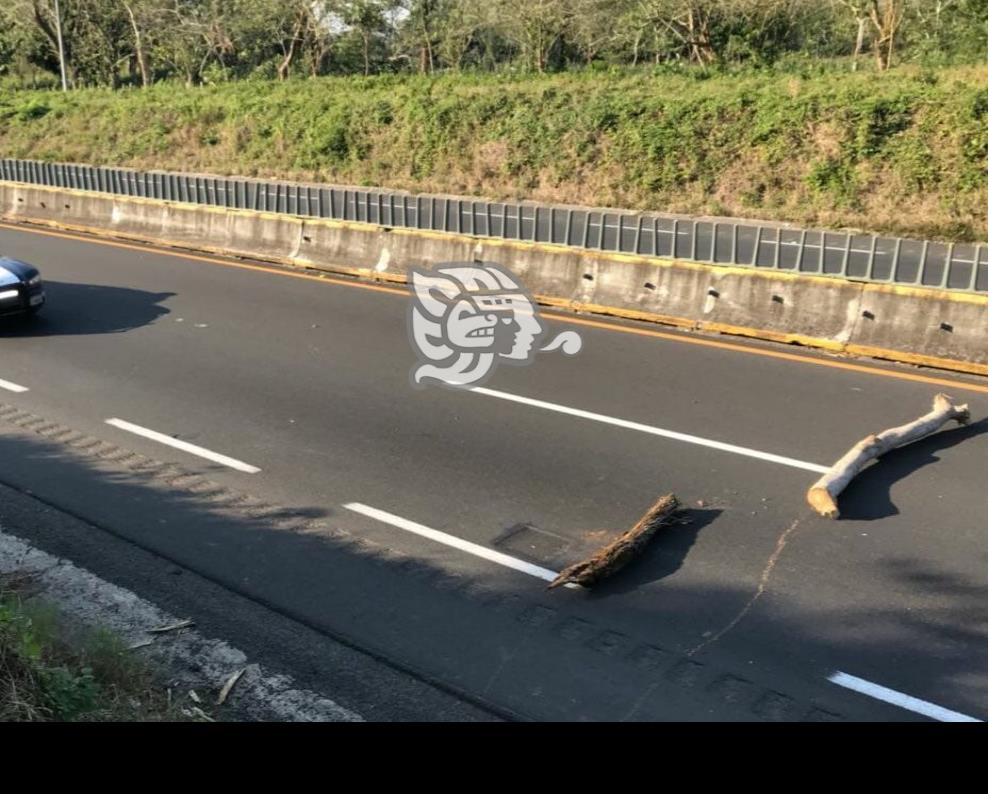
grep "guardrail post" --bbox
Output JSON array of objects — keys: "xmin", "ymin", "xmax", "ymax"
[
  {"xmin": 773, "ymin": 227, "xmax": 781, "ymax": 269},
  {"xmin": 940, "ymin": 242, "xmax": 954, "ymax": 289},
  {"xmin": 891, "ymin": 238, "xmax": 903, "ymax": 282},
  {"xmin": 917, "ymin": 240, "xmax": 929, "ymax": 284},
  {"xmin": 866, "ymin": 235, "xmax": 878, "ymax": 279},
  {"xmin": 840, "ymin": 233, "xmax": 851, "ymax": 275},
  {"xmin": 752, "ymin": 226, "xmax": 762, "ymax": 266}
]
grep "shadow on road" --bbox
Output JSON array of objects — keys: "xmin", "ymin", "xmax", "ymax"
[
  {"xmin": 837, "ymin": 418, "xmax": 988, "ymax": 521},
  {"xmin": 0, "ymin": 281, "xmax": 173, "ymax": 337},
  {"xmin": 584, "ymin": 507, "xmax": 722, "ymax": 598},
  {"xmin": 0, "ymin": 424, "xmax": 986, "ymax": 720}
]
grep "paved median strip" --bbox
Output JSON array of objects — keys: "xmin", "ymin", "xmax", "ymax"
[
  {"xmin": 105, "ymin": 418, "xmax": 261, "ymax": 474},
  {"xmin": 828, "ymin": 671, "xmax": 982, "ymax": 723},
  {"xmin": 0, "ymin": 377, "xmax": 29, "ymax": 393},
  {"xmin": 468, "ymin": 387, "xmax": 830, "ymax": 474}
]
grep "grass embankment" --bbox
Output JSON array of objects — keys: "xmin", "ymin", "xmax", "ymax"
[
  {"xmin": 0, "ymin": 579, "xmax": 184, "ymax": 721},
  {"xmin": 1, "ymin": 64, "xmax": 986, "ymax": 240}
]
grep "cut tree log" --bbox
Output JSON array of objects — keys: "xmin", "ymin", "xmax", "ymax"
[
  {"xmin": 807, "ymin": 393, "xmax": 970, "ymax": 520},
  {"xmin": 548, "ymin": 493, "xmax": 680, "ymax": 589}
]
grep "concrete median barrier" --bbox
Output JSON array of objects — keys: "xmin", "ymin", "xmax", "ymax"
[{"xmin": 2, "ymin": 182, "xmax": 985, "ymax": 376}]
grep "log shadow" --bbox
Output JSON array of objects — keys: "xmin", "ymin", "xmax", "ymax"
[
  {"xmin": 583, "ymin": 507, "xmax": 722, "ymax": 598},
  {"xmin": 838, "ymin": 418, "xmax": 988, "ymax": 522}
]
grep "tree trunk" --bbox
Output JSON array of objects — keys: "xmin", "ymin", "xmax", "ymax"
[
  {"xmin": 686, "ymin": 7, "xmax": 716, "ymax": 65},
  {"xmin": 869, "ymin": 0, "xmax": 901, "ymax": 71},
  {"xmin": 852, "ymin": 16, "xmax": 867, "ymax": 71},
  {"xmin": 123, "ymin": 2, "xmax": 150, "ymax": 87},
  {"xmin": 33, "ymin": 0, "xmax": 70, "ymax": 83},
  {"xmin": 548, "ymin": 494, "xmax": 681, "ymax": 589},
  {"xmin": 310, "ymin": 42, "xmax": 327, "ymax": 77},
  {"xmin": 278, "ymin": 15, "xmax": 304, "ymax": 81},
  {"xmin": 807, "ymin": 394, "xmax": 970, "ymax": 519},
  {"xmin": 874, "ymin": 37, "xmax": 889, "ymax": 70}
]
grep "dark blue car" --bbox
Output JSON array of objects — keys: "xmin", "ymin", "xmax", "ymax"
[{"xmin": 0, "ymin": 257, "xmax": 45, "ymax": 318}]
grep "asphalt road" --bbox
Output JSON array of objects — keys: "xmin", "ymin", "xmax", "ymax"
[{"xmin": 1, "ymin": 219, "xmax": 987, "ymax": 721}]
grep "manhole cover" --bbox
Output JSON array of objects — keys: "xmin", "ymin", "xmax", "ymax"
[{"xmin": 492, "ymin": 522, "xmax": 570, "ymax": 565}]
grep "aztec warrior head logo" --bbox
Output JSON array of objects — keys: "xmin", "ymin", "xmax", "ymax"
[{"xmin": 408, "ymin": 262, "xmax": 582, "ymax": 388}]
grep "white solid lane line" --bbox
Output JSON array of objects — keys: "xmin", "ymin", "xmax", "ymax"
[
  {"xmin": 469, "ymin": 387, "xmax": 830, "ymax": 474},
  {"xmin": 343, "ymin": 502, "xmax": 571, "ymax": 585},
  {"xmin": 828, "ymin": 671, "xmax": 982, "ymax": 723},
  {"xmin": 0, "ymin": 378, "xmax": 29, "ymax": 393},
  {"xmin": 105, "ymin": 418, "xmax": 261, "ymax": 474}
]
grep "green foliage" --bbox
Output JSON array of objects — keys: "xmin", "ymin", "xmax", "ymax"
[
  {"xmin": 0, "ymin": 596, "xmax": 98, "ymax": 720},
  {"xmin": 0, "ymin": 590, "xmax": 178, "ymax": 721},
  {"xmin": 1, "ymin": 0, "xmax": 986, "ymax": 89},
  {"xmin": 806, "ymin": 157, "xmax": 859, "ymax": 208},
  {"xmin": 0, "ymin": 65, "xmax": 987, "ymax": 239}
]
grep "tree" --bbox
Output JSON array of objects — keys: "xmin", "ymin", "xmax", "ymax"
[
  {"xmin": 435, "ymin": 0, "xmax": 486, "ymax": 69},
  {"xmin": 568, "ymin": 0, "xmax": 626, "ymax": 64},
  {"xmin": 25, "ymin": 0, "xmax": 75, "ymax": 85},
  {"xmin": 275, "ymin": 1, "xmax": 314, "ymax": 80},
  {"xmin": 396, "ymin": 0, "xmax": 445, "ymax": 72},
  {"xmin": 867, "ymin": 0, "xmax": 906, "ymax": 69},
  {"xmin": 493, "ymin": 0, "xmax": 569, "ymax": 72},
  {"xmin": 836, "ymin": 0, "xmax": 906, "ymax": 70},
  {"xmin": 306, "ymin": 1, "xmax": 340, "ymax": 77},
  {"xmin": 122, "ymin": 0, "xmax": 169, "ymax": 87},
  {"xmin": 835, "ymin": 1, "xmax": 871, "ymax": 69},
  {"xmin": 337, "ymin": 0, "xmax": 392, "ymax": 75}
]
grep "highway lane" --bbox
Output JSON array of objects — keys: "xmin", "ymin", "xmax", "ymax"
[{"xmin": 0, "ymin": 220, "xmax": 986, "ymax": 721}]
